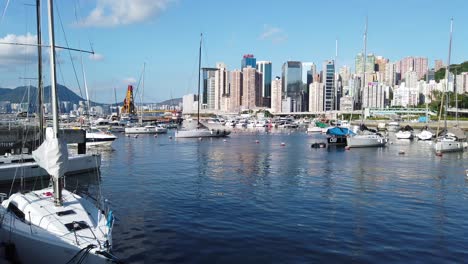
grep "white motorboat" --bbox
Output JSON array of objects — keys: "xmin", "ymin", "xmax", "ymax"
[
  {"xmin": 0, "ymin": 1, "xmax": 118, "ymax": 262},
  {"xmin": 86, "ymin": 128, "xmax": 118, "ymax": 146},
  {"xmin": 125, "ymin": 125, "xmax": 167, "ymax": 134},
  {"xmin": 0, "ymin": 153, "xmax": 101, "ymax": 183},
  {"xmin": 416, "ymin": 130, "xmax": 434, "ymax": 140},
  {"xmin": 395, "ymin": 130, "xmax": 413, "ymax": 139},
  {"xmin": 347, "ymin": 133, "xmax": 388, "ymax": 148}
]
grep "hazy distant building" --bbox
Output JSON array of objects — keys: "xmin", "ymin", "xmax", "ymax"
[
  {"xmin": 0, "ymin": 101, "xmax": 11, "ymax": 113},
  {"xmin": 396, "ymin": 57, "xmax": 428, "ymax": 80},
  {"xmin": 256, "ymin": 61, "xmax": 272, "ymax": 107},
  {"xmin": 362, "ymin": 82, "xmax": 387, "ymax": 109},
  {"xmin": 340, "ymin": 96, "xmax": 354, "ymax": 111},
  {"xmin": 435, "ymin": 59, "xmax": 444, "ymax": 72},
  {"xmin": 355, "ymin": 53, "xmax": 375, "ymax": 75},
  {"xmin": 405, "ymin": 71, "xmax": 418, "ymax": 88},
  {"xmin": 241, "ymin": 54, "xmax": 256, "ymax": 69},
  {"xmin": 271, "ymin": 77, "xmax": 282, "ymax": 113},
  {"xmin": 282, "ymin": 61, "xmax": 302, "ymax": 112}
]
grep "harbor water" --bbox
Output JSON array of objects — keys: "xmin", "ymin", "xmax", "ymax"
[{"xmin": 3, "ymin": 130, "xmax": 468, "ymax": 263}]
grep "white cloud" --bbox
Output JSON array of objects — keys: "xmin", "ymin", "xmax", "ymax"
[
  {"xmin": 123, "ymin": 77, "xmax": 137, "ymax": 84},
  {"xmin": 89, "ymin": 53, "xmax": 104, "ymax": 61},
  {"xmin": 78, "ymin": 0, "xmax": 173, "ymax": 27},
  {"xmin": 258, "ymin": 25, "xmax": 287, "ymax": 44},
  {"xmin": 0, "ymin": 33, "xmax": 38, "ymax": 66}
]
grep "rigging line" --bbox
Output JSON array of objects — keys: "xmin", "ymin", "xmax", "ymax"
[
  {"xmin": 54, "ymin": 0, "xmax": 84, "ymax": 99},
  {"xmin": 0, "ymin": 0, "xmax": 10, "ymax": 26},
  {"xmin": 74, "ymin": 0, "xmax": 94, "ymax": 53}
]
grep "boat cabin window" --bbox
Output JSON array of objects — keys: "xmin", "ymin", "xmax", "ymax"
[
  {"xmin": 7, "ymin": 203, "xmax": 25, "ymax": 221},
  {"xmin": 57, "ymin": 210, "xmax": 76, "ymax": 216},
  {"xmin": 11, "ymin": 158, "xmax": 35, "ymax": 163},
  {"xmin": 65, "ymin": 221, "xmax": 89, "ymax": 232}
]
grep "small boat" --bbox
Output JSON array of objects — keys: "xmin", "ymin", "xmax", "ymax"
[
  {"xmin": 416, "ymin": 126, "xmax": 434, "ymax": 140},
  {"xmin": 347, "ymin": 125, "xmax": 388, "ymax": 148},
  {"xmin": 433, "ymin": 128, "xmax": 467, "ymax": 153},
  {"xmin": 125, "ymin": 125, "xmax": 167, "ymax": 134},
  {"xmin": 86, "ymin": 128, "xmax": 118, "ymax": 146},
  {"xmin": 395, "ymin": 125, "xmax": 414, "ymax": 139},
  {"xmin": 326, "ymin": 127, "xmax": 355, "ymax": 146}
]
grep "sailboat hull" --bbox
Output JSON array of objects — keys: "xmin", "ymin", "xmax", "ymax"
[
  {"xmin": 0, "ymin": 227, "xmax": 111, "ymax": 264},
  {"xmin": 433, "ymin": 141, "xmax": 467, "ymax": 153},
  {"xmin": 175, "ymin": 128, "xmax": 230, "ymax": 138}
]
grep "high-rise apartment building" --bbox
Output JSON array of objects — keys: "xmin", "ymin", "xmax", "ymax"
[
  {"xmin": 241, "ymin": 54, "xmax": 256, "ymax": 69},
  {"xmin": 241, "ymin": 66, "xmax": 261, "ymax": 109},
  {"xmin": 256, "ymin": 61, "xmax": 272, "ymax": 107},
  {"xmin": 228, "ymin": 70, "xmax": 243, "ymax": 112},
  {"xmin": 396, "ymin": 57, "xmax": 428, "ymax": 81},
  {"xmin": 202, "ymin": 68, "xmax": 217, "ymax": 109},
  {"xmin": 271, "ymin": 77, "xmax": 282, "ymax": 113},
  {"xmin": 322, "ymin": 60, "xmax": 335, "ymax": 111},
  {"xmin": 214, "ymin": 63, "xmax": 227, "ymax": 111},
  {"xmin": 309, "ymin": 80, "xmax": 324, "ymax": 112},
  {"xmin": 282, "ymin": 61, "xmax": 302, "ymax": 112},
  {"xmin": 355, "ymin": 53, "xmax": 375, "ymax": 75}
]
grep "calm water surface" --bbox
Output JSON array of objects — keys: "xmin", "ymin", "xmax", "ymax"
[{"xmin": 6, "ymin": 129, "xmax": 468, "ymax": 263}]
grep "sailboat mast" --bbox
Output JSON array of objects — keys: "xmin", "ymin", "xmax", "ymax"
[
  {"xmin": 444, "ymin": 19, "xmax": 453, "ymax": 131},
  {"xmin": 47, "ymin": 0, "xmax": 62, "ymax": 206},
  {"xmin": 36, "ymin": 0, "xmax": 44, "ymax": 143},
  {"xmin": 360, "ymin": 17, "xmax": 367, "ymax": 123},
  {"xmin": 197, "ymin": 33, "xmax": 202, "ymax": 126}
]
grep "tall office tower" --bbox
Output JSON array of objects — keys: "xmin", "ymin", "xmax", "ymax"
[
  {"xmin": 435, "ymin": 59, "xmax": 444, "ymax": 72},
  {"xmin": 241, "ymin": 66, "xmax": 261, "ymax": 109},
  {"xmin": 241, "ymin": 54, "xmax": 256, "ymax": 69},
  {"xmin": 385, "ymin": 62, "xmax": 397, "ymax": 86},
  {"xmin": 271, "ymin": 77, "xmax": 282, "ymax": 113},
  {"xmin": 309, "ymin": 81, "xmax": 324, "ymax": 112},
  {"xmin": 214, "ymin": 62, "xmax": 228, "ymax": 111},
  {"xmin": 322, "ymin": 60, "xmax": 335, "ymax": 111},
  {"xmin": 256, "ymin": 61, "xmax": 272, "ymax": 107},
  {"xmin": 355, "ymin": 53, "xmax": 364, "ymax": 75},
  {"xmin": 339, "ymin": 65, "xmax": 351, "ymax": 86},
  {"xmin": 366, "ymin": 54, "xmax": 376, "ymax": 73},
  {"xmin": 202, "ymin": 68, "xmax": 218, "ymax": 109},
  {"xmin": 301, "ymin": 62, "xmax": 315, "ymax": 111},
  {"xmin": 282, "ymin": 61, "xmax": 302, "ymax": 112},
  {"xmin": 228, "ymin": 70, "xmax": 243, "ymax": 112}
]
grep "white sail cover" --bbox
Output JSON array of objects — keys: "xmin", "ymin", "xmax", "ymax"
[{"xmin": 32, "ymin": 127, "xmax": 69, "ymax": 179}]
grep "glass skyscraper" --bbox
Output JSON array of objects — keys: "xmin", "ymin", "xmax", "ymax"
[
  {"xmin": 323, "ymin": 60, "xmax": 335, "ymax": 111},
  {"xmin": 282, "ymin": 61, "xmax": 302, "ymax": 112},
  {"xmin": 256, "ymin": 61, "xmax": 272, "ymax": 107}
]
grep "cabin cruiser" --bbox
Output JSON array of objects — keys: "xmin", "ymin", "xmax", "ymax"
[{"xmin": 347, "ymin": 124, "xmax": 388, "ymax": 148}]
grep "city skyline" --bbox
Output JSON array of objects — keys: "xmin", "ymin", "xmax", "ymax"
[{"xmin": 0, "ymin": 0, "xmax": 467, "ymax": 104}]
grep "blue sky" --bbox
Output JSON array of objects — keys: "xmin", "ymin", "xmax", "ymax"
[{"xmin": 0, "ymin": 0, "xmax": 467, "ymax": 104}]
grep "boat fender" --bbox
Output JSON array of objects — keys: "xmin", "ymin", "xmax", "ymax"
[{"xmin": 107, "ymin": 210, "xmax": 114, "ymax": 228}]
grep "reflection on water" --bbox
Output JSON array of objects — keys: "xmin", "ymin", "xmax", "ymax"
[{"xmin": 2, "ymin": 131, "xmax": 468, "ymax": 262}]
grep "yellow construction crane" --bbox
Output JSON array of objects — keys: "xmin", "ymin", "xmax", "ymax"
[{"xmin": 121, "ymin": 85, "xmax": 136, "ymax": 115}]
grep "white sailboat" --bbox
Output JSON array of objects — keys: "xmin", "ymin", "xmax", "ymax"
[
  {"xmin": 175, "ymin": 33, "xmax": 230, "ymax": 138},
  {"xmin": 0, "ymin": 1, "xmax": 118, "ymax": 262},
  {"xmin": 433, "ymin": 19, "xmax": 467, "ymax": 153}
]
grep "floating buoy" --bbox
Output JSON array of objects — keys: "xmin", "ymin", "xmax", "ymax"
[
  {"xmin": 319, "ymin": 143, "xmax": 326, "ymax": 148},
  {"xmin": 154, "ymin": 135, "xmax": 158, "ymax": 138},
  {"xmin": 134, "ymin": 135, "xmax": 138, "ymax": 138},
  {"xmin": 435, "ymin": 152, "xmax": 443, "ymax": 157},
  {"xmin": 199, "ymin": 137, "xmax": 203, "ymax": 141},
  {"xmin": 465, "ymin": 169, "xmax": 468, "ymax": 177},
  {"xmin": 398, "ymin": 150, "xmax": 405, "ymax": 155},
  {"xmin": 255, "ymin": 140, "xmax": 260, "ymax": 144},
  {"xmin": 345, "ymin": 146, "xmax": 350, "ymax": 150},
  {"xmin": 126, "ymin": 134, "xmax": 130, "ymax": 137},
  {"xmin": 223, "ymin": 139, "xmax": 227, "ymax": 142},
  {"xmin": 169, "ymin": 136, "xmax": 173, "ymax": 140},
  {"xmin": 281, "ymin": 142, "xmax": 286, "ymax": 146}
]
